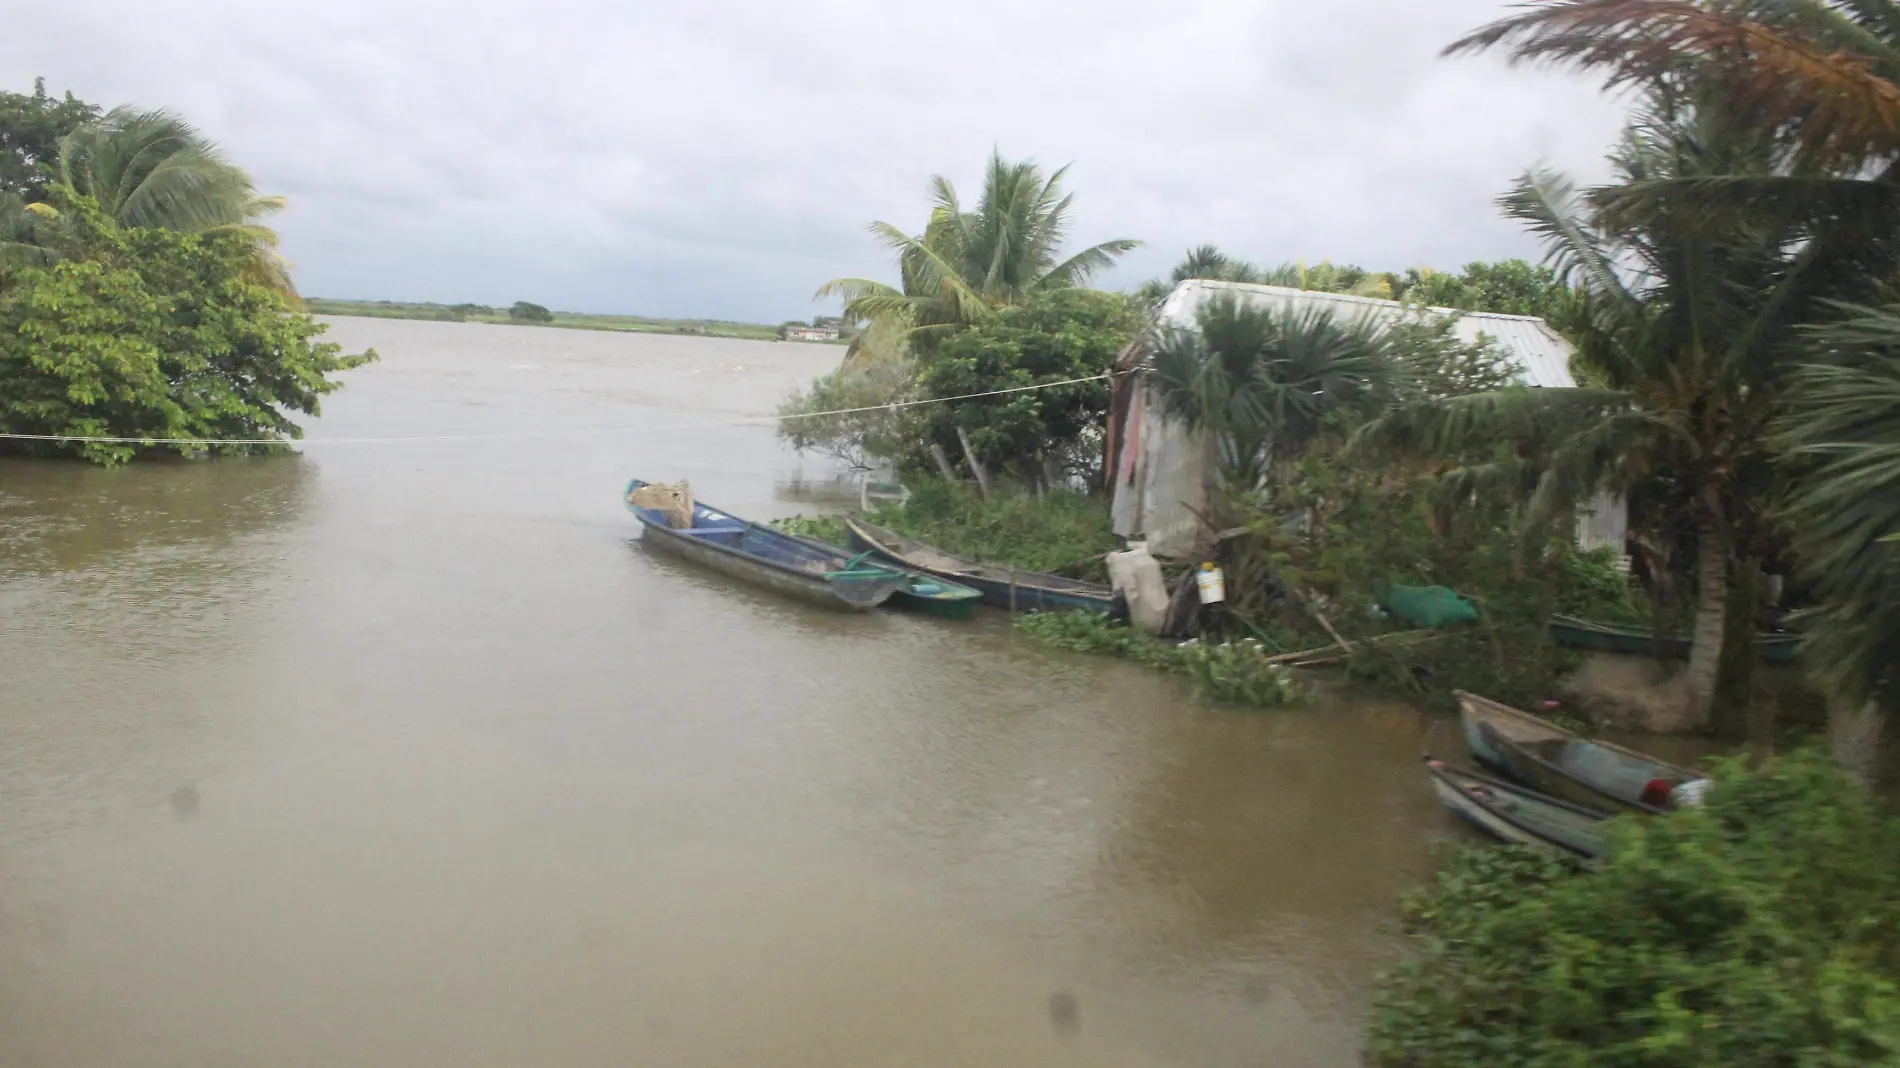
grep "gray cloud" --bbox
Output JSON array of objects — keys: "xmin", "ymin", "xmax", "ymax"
[{"xmin": 5, "ymin": 0, "xmax": 1631, "ymax": 322}]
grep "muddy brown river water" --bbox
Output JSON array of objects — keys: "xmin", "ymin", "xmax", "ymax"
[{"xmin": 0, "ymin": 317, "xmax": 1466, "ymax": 1067}]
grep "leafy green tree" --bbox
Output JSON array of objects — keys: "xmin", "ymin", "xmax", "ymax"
[
  {"xmin": 1150, "ymin": 294, "xmax": 1403, "ymax": 491},
  {"xmin": 1384, "ymin": 313, "xmax": 1524, "ymax": 399},
  {"xmin": 1372, "ymin": 750, "xmax": 1900, "ymax": 1068},
  {"xmin": 0, "ymin": 79, "xmax": 98, "ymax": 200},
  {"xmin": 907, "ymin": 288, "xmax": 1139, "ymax": 483},
  {"xmin": 0, "ymin": 191, "xmax": 374, "ymax": 465},
  {"xmin": 817, "ymin": 151, "xmax": 1139, "ymax": 355},
  {"xmin": 776, "ymin": 353, "xmax": 914, "ymax": 472},
  {"xmin": 509, "ymin": 301, "xmax": 553, "ymax": 322},
  {"xmin": 1395, "ymin": 259, "xmax": 1583, "ymax": 337}
]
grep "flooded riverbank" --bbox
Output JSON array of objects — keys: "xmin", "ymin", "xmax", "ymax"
[{"xmin": 0, "ymin": 317, "xmax": 1459, "ymax": 1067}]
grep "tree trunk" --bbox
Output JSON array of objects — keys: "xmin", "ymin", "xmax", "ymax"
[
  {"xmin": 1682, "ymin": 522, "xmax": 1728, "ymax": 731},
  {"xmin": 1830, "ymin": 698, "xmax": 1885, "ymax": 789}
]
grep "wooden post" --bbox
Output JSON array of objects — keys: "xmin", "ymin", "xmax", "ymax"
[
  {"xmin": 955, "ymin": 426, "xmax": 992, "ymax": 500},
  {"xmin": 929, "ymin": 443, "xmax": 958, "ymax": 483}
]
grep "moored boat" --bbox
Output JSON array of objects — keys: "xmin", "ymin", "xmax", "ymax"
[
  {"xmin": 779, "ymin": 531, "xmax": 984, "ymax": 619},
  {"xmin": 842, "ymin": 516, "xmax": 1118, "ymax": 614},
  {"xmin": 1457, "ymin": 691, "xmax": 1702, "ymax": 815},
  {"xmin": 1548, "ymin": 613, "xmax": 1803, "ymax": 664},
  {"xmin": 1425, "ymin": 758, "xmax": 1609, "ymax": 861},
  {"xmin": 626, "ymin": 480, "xmax": 910, "ymax": 611}
]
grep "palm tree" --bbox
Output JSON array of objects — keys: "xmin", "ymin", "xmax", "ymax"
[
  {"xmin": 1447, "ymin": 0, "xmax": 1900, "ymax": 738},
  {"xmin": 1134, "ymin": 244, "xmax": 1264, "ymax": 312},
  {"xmin": 1775, "ymin": 307, "xmax": 1900, "ymax": 777},
  {"xmin": 1150, "ymin": 294, "xmax": 1402, "ymax": 493},
  {"xmin": 1447, "ymin": 0, "xmax": 1900, "ymax": 173},
  {"xmin": 818, "ymin": 151, "xmax": 1139, "ymax": 356},
  {"xmin": 1352, "ymin": 86, "xmax": 1887, "ymax": 729},
  {"xmin": 54, "ymin": 107, "xmax": 295, "ymax": 295}
]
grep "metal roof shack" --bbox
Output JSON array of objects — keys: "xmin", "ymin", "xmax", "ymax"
[{"xmin": 1105, "ymin": 279, "xmax": 1620, "ymax": 558}]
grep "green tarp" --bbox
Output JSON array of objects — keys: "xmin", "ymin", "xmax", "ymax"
[{"xmin": 1380, "ymin": 583, "xmax": 1480, "ymax": 628}]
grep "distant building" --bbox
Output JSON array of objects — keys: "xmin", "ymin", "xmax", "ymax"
[{"xmin": 780, "ymin": 324, "xmax": 841, "ymax": 343}]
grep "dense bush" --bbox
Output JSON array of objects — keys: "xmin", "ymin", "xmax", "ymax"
[
  {"xmin": 907, "ymin": 288, "xmax": 1139, "ymax": 485},
  {"xmin": 1371, "ymin": 750, "xmax": 1900, "ymax": 1067},
  {"xmin": 1212, "ymin": 447, "xmax": 1643, "ymax": 710},
  {"xmin": 0, "ymin": 192, "xmax": 373, "ymax": 464}
]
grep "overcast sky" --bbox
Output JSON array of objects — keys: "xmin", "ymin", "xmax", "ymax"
[{"xmin": 6, "ymin": 1, "xmax": 1632, "ymax": 323}]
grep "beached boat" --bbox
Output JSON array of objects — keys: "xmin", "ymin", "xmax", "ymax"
[
  {"xmin": 1425, "ymin": 758, "xmax": 1609, "ymax": 860},
  {"xmin": 1548, "ymin": 613, "xmax": 1803, "ymax": 664},
  {"xmin": 1457, "ymin": 691, "xmax": 1702, "ymax": 815},
  {"xmin": 842, "ymin": 516, "xmax": 1118, "ymax": 614},
  {"xmin": 626, "ymin": 480, "xmax": 910, "ymax": 611}
]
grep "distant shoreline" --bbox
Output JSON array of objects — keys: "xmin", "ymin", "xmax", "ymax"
[{"xmin": 305, "ymin": 299, "xmax": 842, "ymax": 344}]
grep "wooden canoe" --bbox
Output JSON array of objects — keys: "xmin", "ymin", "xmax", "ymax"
[
  {"xmin": 1425, "ymin": 758, "xmax": 1609, "ymax": 861},
  {"xmin": 841, "ymin": 516, "xmax": 1118, "ymax": 614},
  {"xmin": 780, "ymin": 531, "xmax": 983, "ymax": 619},
  {"xmin": 1549, "ymin": 613, "xmax": 1803, "ymax": 664},
  {"xmin": 1457, "ymin": 691, "xmax": 1702, "ymax": 815},
  {"xmin": 626, "ymin": 480, "xmax": 910, "ymax": 611}
]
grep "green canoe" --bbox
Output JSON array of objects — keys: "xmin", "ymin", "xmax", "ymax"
[{"xmin": 1549, "ymin": 614, "xmax": 1803, "ymax": 664}]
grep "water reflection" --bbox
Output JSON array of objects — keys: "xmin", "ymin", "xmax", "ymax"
[{"xmin": 0, "ymin": 456, "xmax": 311, "ymax": 576}]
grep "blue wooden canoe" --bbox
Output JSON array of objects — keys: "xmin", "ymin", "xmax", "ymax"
[
  {"xmin": 842, "ymin": 516, "xmax": 1117, "ymax": 614},
  {"xmin": 626, "ymin": 480, "xmax": 910, "ymax": 611}
]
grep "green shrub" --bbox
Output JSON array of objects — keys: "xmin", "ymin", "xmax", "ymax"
[
  {"xmin": 1175, "ymin": 637, "xmax": 1302, "ymax": 705},
  {"xmin": 1016, "ymin": 614, "xmax": 1304, "ymax": 708},
  {"xmin": 1371, "ymin": 749, "xmax": 1900, "ymax": 1067},
  {"xmin": 875, "ymin": 479, "xmax": 1120, "ymax": 583}
]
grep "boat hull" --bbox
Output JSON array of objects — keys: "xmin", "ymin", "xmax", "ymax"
[
  {"xmin": 1426, "ymin": 759, "xmax": 1607, "ymax": 861},
  {"xmin": 843, "ymin": 517, "xmax": 1117, "ymax": 614},
  {"xmin": 1457, "ymin": 691, "xmax": 1701, "ymax": 815},
  {"xmin": 627, "ymin": 483, "xmax": 909, "ymax": 611},
  {"xmin": 1549, "ymin": 614, "xmax": 1803, "ymax": 664},
  {"xmin": 889, "ymin": 584, "xmax": 981, "ymax": 619}
]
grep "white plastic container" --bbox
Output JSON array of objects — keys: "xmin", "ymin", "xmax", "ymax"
[{"xmin": 1195, "ymin": 565, "xmax": 1226, "ymax": 605}]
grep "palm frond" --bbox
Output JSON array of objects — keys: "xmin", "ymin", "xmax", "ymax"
[{"xmin": 1447, "ymin": 0, "xmax": 1900, "ymax": 167}]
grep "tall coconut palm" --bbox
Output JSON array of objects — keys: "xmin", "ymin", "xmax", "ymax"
[
  {"xmin": 1352, "ymin": 87, "xmax": 1891, "ymax": 729},
  {"xmin": 1448, "ymin": 0, "xmax": 1900, "ymax": 740},
  {"xmin": 55, "ymin": 107, "xmax": 295, "ymax": 296},
  {"xmin": 818, "ymin": 151, "xmax": 1139, "ymax": 358},
  {"xmin": 1775, "ymin": 307, "xmax": 1900, "ymax": 777}
]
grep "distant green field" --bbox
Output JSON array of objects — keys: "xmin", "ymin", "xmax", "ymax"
[{"xmin": 305, "ymin": 299, "xmax": 796, "ymax": 343}]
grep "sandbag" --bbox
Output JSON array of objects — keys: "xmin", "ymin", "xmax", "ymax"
[
  {"xmin": 628, "ymin": 480, "xmax": 693, "ymax": 529},
  {"xmin": 1107, "ymin": 544, "xmax": 1169, "ymax": 636}
]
